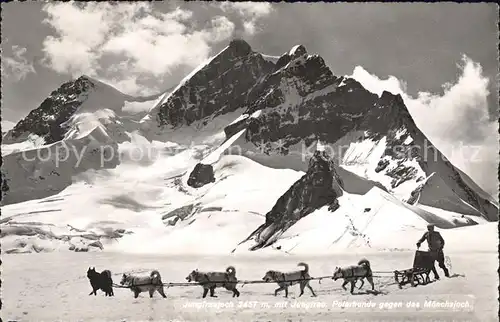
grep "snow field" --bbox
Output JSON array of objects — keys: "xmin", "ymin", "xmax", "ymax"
[{"xmin": 1, "ymin": 251, "xmax": 496, "ymax": 321}]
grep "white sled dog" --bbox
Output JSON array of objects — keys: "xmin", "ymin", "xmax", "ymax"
[
  {"xmin": 186, "ymin": 266, "xmax": 240, "ymax": 298},
  {"xmin": 332, "ymin": 259, "xmax": 375, "ymax": 294},
  {"xmin": 120, "ymin": 270, "xmax": 167, "ymax": 298},
  {"xmin": 262, "ymin": 262, "xmax": 317, "ymax": 298}
]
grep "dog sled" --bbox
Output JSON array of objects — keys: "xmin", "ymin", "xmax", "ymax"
[
  {"xmin": 393, "ymin": 250, "xmax": 434, "ymax": 288},
  {"xmin": 89, "ymin": 254, "xmax": 456, "ymax": 299}
]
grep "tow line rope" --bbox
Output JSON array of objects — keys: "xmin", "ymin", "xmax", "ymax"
[{"xmin": 112, "ymin": 271, "xmax": 395, "ymax": 289}]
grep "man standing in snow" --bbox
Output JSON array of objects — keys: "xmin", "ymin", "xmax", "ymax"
[{"xmin": 416, "ymin": 224, "xmax": 450, "ymax": 279}]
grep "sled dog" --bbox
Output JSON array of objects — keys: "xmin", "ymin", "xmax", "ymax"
[
  {"xmin": 262, "ymin": 262, "xmax": 317, "ymax": 298},
  {"xmin": 186, "ymin": 266, "xmax": 240, "ymax": 298},
  {"xmin": 332, "ymin": 259, "xmax": 375, "ymax": 294},
  {"xmin": 87, "ymin": 267, "xmax": 114, "ymax": 296},
  {"xmin": 120, "ymin": 270, "xmax": 167, "ymax": 298}
]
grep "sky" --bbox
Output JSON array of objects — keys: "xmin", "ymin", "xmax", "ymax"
[{"xmin": 1, "ymin": 2, "xmax": 498, "ymax": 196}]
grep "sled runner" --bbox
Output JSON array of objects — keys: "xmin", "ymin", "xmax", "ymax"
[{"xmin": 393, "ymin": 250, "xmax": 434, "ymax": 288}]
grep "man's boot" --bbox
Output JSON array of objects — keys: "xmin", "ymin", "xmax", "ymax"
[
  {"xmin": 431, "ymin": 266, "xmax": 439, "ymax": 280},
  {"xmin": 439, "ymin": 259, "xmax": 450, "ymax": 277}
]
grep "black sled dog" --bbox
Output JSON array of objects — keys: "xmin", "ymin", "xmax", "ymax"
[{"xmin": 87, "ymin": 267, "xmax": 114, "ymax": 296}]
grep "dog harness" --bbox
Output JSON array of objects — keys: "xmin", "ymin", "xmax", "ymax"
[
  {"xmin": 199, "ymin": 272, "xmax": 232, "ymax": 284},
  {"xmin": 280, "ymin": 270, "xmax": 306, "ymax": 283},
  {"xmin": 341, "ymin": 267, "xmax": 364, "ymax": 278}
]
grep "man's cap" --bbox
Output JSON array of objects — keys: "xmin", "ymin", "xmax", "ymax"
[{"xmin": 427, "ymin": 224, "xmax": 435, "ymax": 228}]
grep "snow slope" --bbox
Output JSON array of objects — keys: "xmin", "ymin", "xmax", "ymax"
[
  {"xmin": 1, "ymin": 251, "xmax": 497, "ymax": 321},
  {"xmin": 246, "ymin": 188, "xmax": 495, "ymax": 255},
  {"xmin": 1, "ymin": 148, "xmax": 496, "ymax": 255},
  {"xmin": 0, "ymin": 152, "xmax": 302, "ymax": 255}
]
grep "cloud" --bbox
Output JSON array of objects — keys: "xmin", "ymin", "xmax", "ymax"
[
  {"xmin": 350, "ymin": 66, "xmax": 407, "ymax": 98},
  {"xmin": 1, "ymin": 45, "xmax": 36, "ymax": 81},
  {"xmin": 41, "ymin": 2, "xmax": 115, "ymax": 75},
  {"xmin": 41, "ymin": 3, "xmax": 236, "ymax": 95},
  {"xmin": 350, "ymin": 55, "xmax": 498, "ymax": 197},
  {"xmin": 220, "ymin": 2, "xmax": 273, "ymax": 35}
]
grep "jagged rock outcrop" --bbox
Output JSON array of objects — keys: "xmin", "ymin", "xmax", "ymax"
[
  {"xmin": 155, "ymin": 39, "xmax": 275, "ymax": 127},
  {"xmin": 187, "ymin": 163, "xmax": 216, "ymax": 188},
  {"xmin": 244, "ymin": 150, "xmax": 344, "ymax": 250},
  {"xmin": 3, "ymin": 76, "xmax": 96, "ymax": 145}
]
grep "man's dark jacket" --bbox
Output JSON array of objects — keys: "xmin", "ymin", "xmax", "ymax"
[{"xmin": 417, "ymin": 231, "xmax": 445, "ymax": 251}]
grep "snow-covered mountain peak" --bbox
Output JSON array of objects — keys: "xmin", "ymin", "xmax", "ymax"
[
  {"xmin": 1, "ymin": 73, "xmax": 162, "ymax": 148},
  {"xmin": 289, "ymin": 44, "xmax": 307, "ymax": 57}
]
